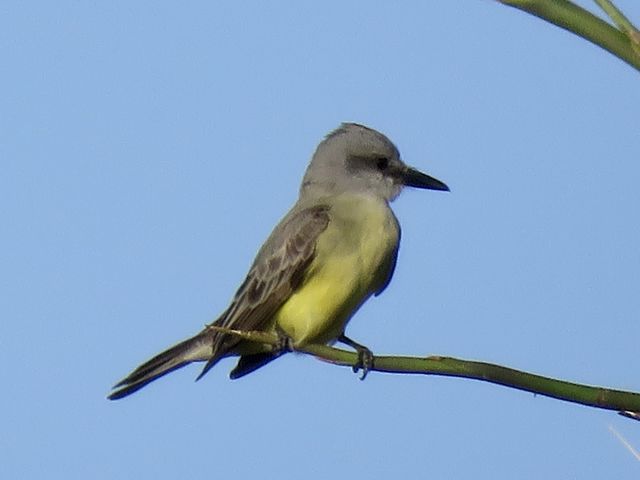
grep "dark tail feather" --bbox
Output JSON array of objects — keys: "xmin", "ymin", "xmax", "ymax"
[
  {"xmin": 108, "ymin": 332, "xmax": 213, "ymax": 400},
  {"xmin": 195, "ymin": 355, "xmax": 220, "ymax": 382},
  {"xmin": 228, "ymin": 351, "xmax": 284, "ymax": 380}
]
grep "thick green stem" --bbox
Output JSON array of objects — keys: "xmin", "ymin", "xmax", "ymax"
[
  {"xmin": 499, "ymin": 0, "xmax": 640, "ymax": 71},
  {"xmin": 301, "ymin": 344, "xmax": 640, "ymax": 414},
  {"xmin": 209, "ymin": 325, "xmax": 640, "ymax": 415},
  {"xmin": 594, "ymin": 0, "xmax": 640, "ymax": 39}
]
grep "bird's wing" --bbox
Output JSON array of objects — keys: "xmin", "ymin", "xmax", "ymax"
[
  {"xmin": 201, "ymin": 203, "xmax": 331, "ymax": 369},
  {"xmin": 109, "ymin": 203, "xmax": 329, "ymax": 397}
]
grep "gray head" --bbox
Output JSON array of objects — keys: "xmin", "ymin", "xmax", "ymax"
[{"xmin": 301, "ymin": 123, "xmax": 448, "ymax": 202}]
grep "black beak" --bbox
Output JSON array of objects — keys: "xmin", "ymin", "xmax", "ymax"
[{"xmin": 403, "ymin": 166, "xmax": 449, "ymax": 191}]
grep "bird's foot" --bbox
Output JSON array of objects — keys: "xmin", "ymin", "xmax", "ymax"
[
  {"xmin": 338, "ymin": 334, "xmax": 374, "ymax": 380},
  {"xmin": 274, "ymin": 328, "xmax": 294, "ymax": 354}
]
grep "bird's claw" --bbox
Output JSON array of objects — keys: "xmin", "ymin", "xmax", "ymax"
[
  {"xmin": 352, "ymin": 345, "xmax": 374, "ymax": 380},
  {"xmin": 338, "ymin": 335, "xmax": 374, "ymax": 380},
  {"xmin": 274, "ymin": 329, "xmax": 294, "ymax": 353}
]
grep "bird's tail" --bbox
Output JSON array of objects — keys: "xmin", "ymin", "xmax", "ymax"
[{"xmin": 108, "ymin": 331, "xmax": 215, "ymax": 400}]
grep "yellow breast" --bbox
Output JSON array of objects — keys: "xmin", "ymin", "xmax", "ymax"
[{"xmin": 275, "ymin": 193, "xmax": 400, "ymax": 346}]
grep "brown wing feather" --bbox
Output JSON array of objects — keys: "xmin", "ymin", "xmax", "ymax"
[
  {"xmin": 110, "ymin": 204, "xmax": 331, "ymax": 396},
  {"xmin": 204, "ymin": 204, "xmax": 331, "ymax": 363}
]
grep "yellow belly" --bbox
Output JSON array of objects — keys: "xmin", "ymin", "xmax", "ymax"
[{"xmin": 274, "ymin": 193, "xmax": 399, "ymax": 346}]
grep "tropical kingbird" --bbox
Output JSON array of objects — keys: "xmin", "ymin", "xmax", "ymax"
[{"xmin": 108, "ymin": 123, "xmax": 448, "ymax": 400}]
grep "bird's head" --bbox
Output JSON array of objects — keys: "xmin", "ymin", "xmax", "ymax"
[{"xmin": 301, "ymin": 123, "xmax": 449, "ymax": 202}]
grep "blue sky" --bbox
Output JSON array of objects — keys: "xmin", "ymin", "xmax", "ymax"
[{"xmin": 2, "ymin": 1, "xmax": 640, "ymax": 478}]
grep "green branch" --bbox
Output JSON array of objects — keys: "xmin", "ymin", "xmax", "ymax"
[
  {"xmin": 594, "ymin": 0, "xmax": 640, "ymax": 47},
  {"xmin": 499, "ymin": 0, "xmax": 640, "ymax": 71},
  {"xmin": 209, "ymin": 326, "xmax": 640, "ymax": 417},
  {"xmin": 301, "ymin": 344, "xmax": 640, "ymax": 415}
]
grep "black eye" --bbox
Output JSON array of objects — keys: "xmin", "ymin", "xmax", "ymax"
[{"xmin": 376, "ymin": 157, "xmax": 389, "ymax": 170}]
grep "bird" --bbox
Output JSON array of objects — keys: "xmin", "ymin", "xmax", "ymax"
[{"xmin": 108, "ymin": 122, "xmax": 448, "ymax": 400}]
